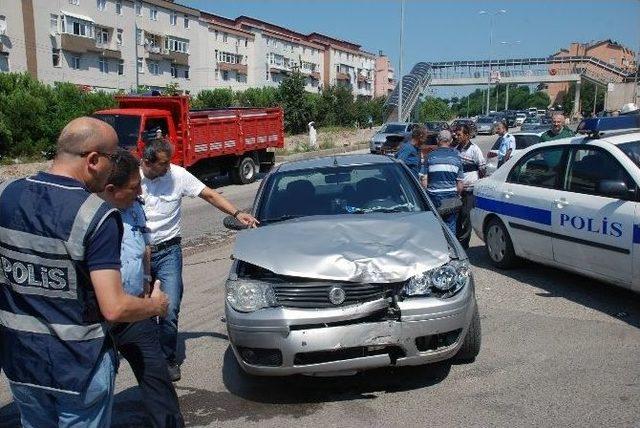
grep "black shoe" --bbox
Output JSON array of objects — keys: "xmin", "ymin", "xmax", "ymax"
[{"xmin": 167, "ymin": 361, "xmax": 181, "ymax": 382}]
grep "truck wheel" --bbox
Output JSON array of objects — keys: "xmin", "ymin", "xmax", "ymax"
[
  {"xmin": 455, "ymin": 306, "xmax": 481, "ymax": 362},
  {"xmin": 232, "ymin": 157, "xmax": 257, "ymax": 184},
  {"xmin": 484, "ymin": 217, "xmax": 517, "ymax": 269}
]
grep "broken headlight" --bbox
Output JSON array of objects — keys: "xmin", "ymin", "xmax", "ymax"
[
  {"xmin": 226, "ymin": 278, "xmax": 278, "ymax": 312},
  {"xmin": 404, "ymin": 260, "xmax": 470, "ymax": 298}
]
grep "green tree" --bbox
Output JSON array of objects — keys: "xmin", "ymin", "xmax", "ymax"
[
  {"xmin": 277, "ymin": 71, "xmax": 310, "ymax": 134},
  {"xmin": 192, "ymin": 88, "xmax": 234, "ymax": 109},
  {"xmin": 418, "ymin": 97, "xmax": 453, "ymax": 122},
  {"xmin": 235, "ymin": 87, "xmax": 278, "ymax": 107}
]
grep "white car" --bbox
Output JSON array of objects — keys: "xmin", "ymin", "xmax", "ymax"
[
  {"xmin": 515, "ymin": 113, "xmax": 527, "ymax": 126},
  {"xmin": 471, "ymin": 116, "xmax": 640, "ymax": 291},
  {"xmin": 485, "ymin": 132, "xmax": 544, "ymax": 176}
]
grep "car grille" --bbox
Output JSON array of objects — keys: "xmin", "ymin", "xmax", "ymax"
[{"xmin": 272, "ymin": 283, "xmax": 388, "ymax": 308}]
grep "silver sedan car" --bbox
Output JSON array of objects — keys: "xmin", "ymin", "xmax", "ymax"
[{"xmin": 223, "ymin": 154, "xmax": 481, "ymax": 376}]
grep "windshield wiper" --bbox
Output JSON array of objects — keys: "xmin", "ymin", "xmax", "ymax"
[{"xmin": 260, "ymin": 215, "xmax": 300, "ymax": 224}]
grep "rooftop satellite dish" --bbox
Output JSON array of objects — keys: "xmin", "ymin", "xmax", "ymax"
[{"xmin": 0, "ymin": 21, "xmax": 7, "ymax": 35}]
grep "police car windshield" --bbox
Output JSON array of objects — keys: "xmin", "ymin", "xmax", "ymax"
[
  {"xmin": 618, "ymin": 141, "xmax": 640, "ymax": 169},
  {"xmin": 258, "ymin": 163, "xmax": 427, "ymax": 223}
]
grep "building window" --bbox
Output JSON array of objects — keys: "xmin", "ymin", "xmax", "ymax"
[
  {"xmin": 170, "ymin": 11, "xmax": 177, "ymax": 26},
  {"xmin": 99, "ymin": 57, "xmax": 108, "ymax": 74},
  {"xmin": 183, "ymin": 15, "xmax": 189, "ymax": 28},
  {"xmin": 63, "ymin": 15, "xmax": 94, "ymax": 38},
  {"xmin": 136, "ymin": 28, "xmax": 143, "ymax": 45},
  {"xmin": 135, "ymin": 1, "xmax": 142, "ymax": 16},
  {"xmin": 52, "ymin": 48, "xmax": 61, "ymax": 67},
  {"xmin": 165, "ymin": 37, "xmax": 189, "ymax": 53},
  {"xmin": 137, "ymin": 57, "xmax": 144, "ymax": 73},
  {"xmin": 150, "ymin": 8, "xmax": 157, "ymax": 21},
  {"xmin": 116, "ymin": 29, "xmax": 123, "ymax": 46},
  {"xmin": 96, "ymin": 27, "xmax": 109, "ymax": 45},
  {"xmin": 50, "ymin": 14, "xmax": 59, "ymax": 33},
  {"xmin": 71, "ymin": 55, "xmax": 81, "ymax": 70},
  {"xmin": 245, "ymin": 39, "xmax": 248, "ymax": 47},
  {"xmin": 115, "ymin": 0, "xmax": 122, "ymax": 15},
  {"xmin": 149, "ymin": 60, "xmax": 159, "ymax": 75},
  {"xmin": 222, "ymin": 70, "xmax": 229, "ymax": 81},
  {"xmin": 171, "ymin": 64, "xmax": 178, "ymax": 78},
  {"xmin": 609, "ymin": 58, "xmax": 616, "ymax": 65},
  {"xmin": 69, "ymin": 0, "xmax": 79, "ymax": 5},
  {"xmin": 216, "ymin": 51, "xmax": 243, "ymax": 64},
  {"xmin": 184, "ymin": 67, "xmax": 189, "ymax": 79},
  {"xmin": 0, "ymin": 55, "xmax": 9, "ymax": 73},
  {"xmin": 97, "ymin": 0, "xmax": 106, "ymax": 11},
  {"xmin": 118, "ymin": 59, "xmax": 124, "ymax": 75},
  {"xmin": 223, "ymin": 33, "xmax": 228, "ymax": 43}
]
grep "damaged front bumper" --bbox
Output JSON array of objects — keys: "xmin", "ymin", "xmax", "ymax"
[{"xmin": 226, "ymin": 277, "xmax": 477, "ymax": 376}]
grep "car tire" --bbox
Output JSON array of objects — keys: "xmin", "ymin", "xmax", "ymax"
[
  {"xmin": 232, "ymin": 156, "xmax": 257, "ymax": 185},
  {"xmin": 455, "ymin": 306, "xmax": 481, "ymax": 362},
  {"xmin": 484, "ymin": 217, "xmax": 517, "ymax": 269}
]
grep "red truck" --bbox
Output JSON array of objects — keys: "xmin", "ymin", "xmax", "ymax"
[{"xmin": 93, "ymin": 95, "xmax": 284, "ymax": 184}]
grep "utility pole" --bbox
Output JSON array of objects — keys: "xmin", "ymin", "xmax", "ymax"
[
  {"xmin": 398, "ymin": 0, "xmax": 405, "ymax": 122},
  {"xmin": 495, "ymin": 85, "xmax": 499, "ymax": 111},
  {"xmin": 467, "ymin": 95, "xmax": 470, "ymax": 117},
  {"xmin": 593, "ymin": 84, "xmax": 598, "ymax": 116},
  {"xmin": 479, "ymin": 10, "xmax": 506, "ymax": 115},
  {"xmin": 505, "ymin": 84, "xmax": 509, "ymax": 110},
  {"xmin": 134, "ymin": 22, "xmax": 140, "ymax": 91}
]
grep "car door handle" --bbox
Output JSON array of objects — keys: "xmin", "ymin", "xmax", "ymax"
[
  {"xmin": 503, "ymin": 191, "xmax": 514, "ymax": 199},
  {"xmin": 553, "ymin": 198, "xmax": 569, "ymax": 207}
]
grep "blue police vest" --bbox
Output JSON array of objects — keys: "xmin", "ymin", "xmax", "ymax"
[{"xmin": 0, "ymin": 174, "xmax": 119, "ymax": 395}]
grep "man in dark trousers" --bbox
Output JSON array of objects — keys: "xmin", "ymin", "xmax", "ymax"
[
  {"xmin": 0, "ymin": 117, "xmax": 168, "ymax": 428},
  {"xmin": 101, "ymin": 149, "xmax": 184, "ymax": 427}
]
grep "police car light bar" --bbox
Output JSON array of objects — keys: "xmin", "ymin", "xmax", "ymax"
[{"xmin": 577, "ymin": 115, "xmax": 640, "ymax": 136}]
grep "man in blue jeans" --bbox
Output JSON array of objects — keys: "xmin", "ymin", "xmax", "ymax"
[
  {"xmin": 0, "ymin": 118, "xmax": 168, "ymax": 428},
  {"xmin": 420, "ymin": 130, "xmax": 464, "ymax": 234},
  {"xmin": 140, "ymin": 139, "xmax": 258, "ymax": 381}
]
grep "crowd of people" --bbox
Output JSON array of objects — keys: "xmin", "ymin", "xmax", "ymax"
[{"xmin": 0, "ymin": 117, "xmax": 258, "ymax": 427}]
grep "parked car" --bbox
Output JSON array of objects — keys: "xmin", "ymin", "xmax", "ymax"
[
  {"xmin": 504, "ymin": 111, "xmax": 518, "ymax": 128},
  {"xmin": 424, "ymin": 121, "xmax": 450, "ymax": 132},
  {"xmin": 485, "ymin": 131, "xmax": 544, "ymax": 175},
  {"xmin": 451, "ymin": 118, "xmax": 477, "ymax": 137},
  {"xmin": 223, "ymin": 154, "xmax": 481, "ymax": 376},
  {"xmin": 476, "ymin": 116, "xmax": 497, "ymax": 134},
  {"xmin": 370, "ymin": 122, "xmax": 419, "ymax": 154},
  {"xmin": 520, "ymin": 116, "xmax": 542, "ymax": 131},
  {"xmin": 515, "ymin": 113, "xmax": 527, "ymax": 126}
]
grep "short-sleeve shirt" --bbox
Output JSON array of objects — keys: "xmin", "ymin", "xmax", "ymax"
[
  {"xmin": 141, "ymin": 164, "xmax": 206, "ymax": 245},
  {"xmin": 457, "ymin": 142, "xmax": 486, "ymax": 189},
  {"xmin": 421, "ymin": 147, "xmax": 464, "ymax": 200},
  {"xmin": 395, "ymin": 141, "xmax": 420, "ymax": 178},
  {"xmin": 496, "ymin": 133, "xmax": 516, "ymax": 160},
  {"xmin": 120, "ymin": 200, "xmax": 149, "ymax": 296}
]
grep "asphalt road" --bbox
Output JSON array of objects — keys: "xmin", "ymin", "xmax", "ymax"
[{"xmin": 4, "ymin": 130, "xmax": 638, "ymax": 427}]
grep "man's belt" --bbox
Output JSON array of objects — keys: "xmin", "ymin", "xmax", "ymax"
[{"xmin": 150, "ymin": 237, "xmax": 182, "ymax": 252}]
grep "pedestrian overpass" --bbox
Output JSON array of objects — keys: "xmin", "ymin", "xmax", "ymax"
[{"xmin": 384, "ymin": 55, "xmax": 634, "ymax": 122}]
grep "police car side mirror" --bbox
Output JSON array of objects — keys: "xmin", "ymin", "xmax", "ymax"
[
  {"xmin": 223, "ymin": 215, "xmax": 248, "ymax": 231},
  {"xmin": 596, "ymin": 180, "xmax": 629, "ymax": 198}
]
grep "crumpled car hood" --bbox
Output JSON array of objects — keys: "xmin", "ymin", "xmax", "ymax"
[{"xmin": 233, "ymin": 212, "xmax": 450, "ymax": 283}]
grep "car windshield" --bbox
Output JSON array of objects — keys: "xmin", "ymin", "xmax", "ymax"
[
  {"xmin": 618, "ymin": 141, "xmax": 640, "ymax": 169},
  {"xmin": 93, "ymin": 114, "xmax": 141, "ymax": 148},
  {"xmin": 478, "ymin": 117, "xmax": 493, "ymax": 124},
  {"xmin": 380, "ymin": 124, "xmax": 406, "ymax": 134},
  {"xmin": 258, "ymin": 163, "xmax": 428, "ymax": 223}
]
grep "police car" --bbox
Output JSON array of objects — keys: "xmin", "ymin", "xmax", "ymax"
[{"xmin": 471, "ymin": 115, "xmax": 640, "ymax": 290}]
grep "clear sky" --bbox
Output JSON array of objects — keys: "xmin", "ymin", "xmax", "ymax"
[{"xmin": 184, "ymin": 0, "xmax": 640, "ymax": 96}]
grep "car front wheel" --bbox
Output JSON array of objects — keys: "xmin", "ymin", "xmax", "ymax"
[
  {"xmin": 455, "ymin": 306, "xmax": 481, "ymax": 362},
  {"xmin": 484, "ymin": 217, "xmax": 517, "ymax": 268}
]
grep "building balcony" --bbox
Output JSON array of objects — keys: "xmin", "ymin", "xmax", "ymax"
[
  {"xmin": 217, "ymin": 62, "xmax": 248, "ymax": 75},
  {"xmin": 270, "ymin": 66, "xmax": 292, "ymax": 76},
  {"xmin": 60, "ymin": 33, "xmax": 96, "ymax": 54},
  {"xmin": 336, "ymin": 72, "xmax": 351, "ymax": 81},
  {"xmin": 167, "ymin": 50, "xmax": 189, "ymax": 66}
]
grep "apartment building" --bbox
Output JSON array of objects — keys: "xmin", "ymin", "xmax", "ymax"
[
  {"xmin": 374, "ymin": 51, "xmax": 395, "ymax": 98},
  {"xmin": 1, "ymin": 0, "xmax": 380, "ymax": 98},
  {"xmin": 547, "ymin": 39, "xmax": 637, "ymax": 104},
  {"xmin": 308, "ymin": 32, "xmax": 375, "ymax": 99},
  {"xmin": 233, "ymin": 16, "xmax": 324, "ymax": 93}
]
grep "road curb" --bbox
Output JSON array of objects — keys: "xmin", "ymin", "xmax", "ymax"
[{"xmin": 275, "ymin": 142, "xmax": 369, "ymax": 163}]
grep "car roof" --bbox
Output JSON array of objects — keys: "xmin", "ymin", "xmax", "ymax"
[{"xmin": 276, "ymin": 153, "xmax": 397, "ymax": 173}]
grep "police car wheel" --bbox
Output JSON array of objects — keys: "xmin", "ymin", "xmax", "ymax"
[{"xmin": 485, "ymin": 218, "xmax": 517, "ymax": 268}]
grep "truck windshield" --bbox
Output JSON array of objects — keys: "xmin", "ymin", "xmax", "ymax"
[{"xmin": 92, "ymin": 114, "xmax": 141, "ymax": 149}]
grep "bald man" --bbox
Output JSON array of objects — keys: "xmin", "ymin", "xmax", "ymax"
[{"xmin": 0, "ymin": 117, "xmax": 168, "ymax": 428}]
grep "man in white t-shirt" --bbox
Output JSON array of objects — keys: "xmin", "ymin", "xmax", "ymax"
[{"xmin": 140, "ymin": 139, "xmax": 257, "ymax": 381}]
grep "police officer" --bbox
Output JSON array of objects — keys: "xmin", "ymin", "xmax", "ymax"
[
  {"xmin": 0, "ymin": 117, "xmax": 169, "ymax": 428},
  {"xmin": 454, "ymin": 123, "xmax": 486, "ymax": 248}
]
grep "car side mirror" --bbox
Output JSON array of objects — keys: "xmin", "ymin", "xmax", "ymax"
[
  {"xmin": 223, "ymin": 215, "xmax": 248, "ymax": 230},
  {"xmin": 596, "ymin": 180, "xmax": 629, "ymax": 198}
]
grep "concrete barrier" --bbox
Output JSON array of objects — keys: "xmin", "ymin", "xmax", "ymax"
[{"xmin": 275, "ymin": 142, "xmax": 370, "ymax": 163}]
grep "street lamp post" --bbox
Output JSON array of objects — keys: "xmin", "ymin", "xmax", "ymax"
[
  {"xmin": 398, "ymin": 0, "xmax": 405, "ymax": 122},
  {"xmin": 479, "ymin": 9, "xmax": 507, "ymax": 115},
  {"xmin": 500, "ymin": 40, "xmax": 521, "ymax": 111}
]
